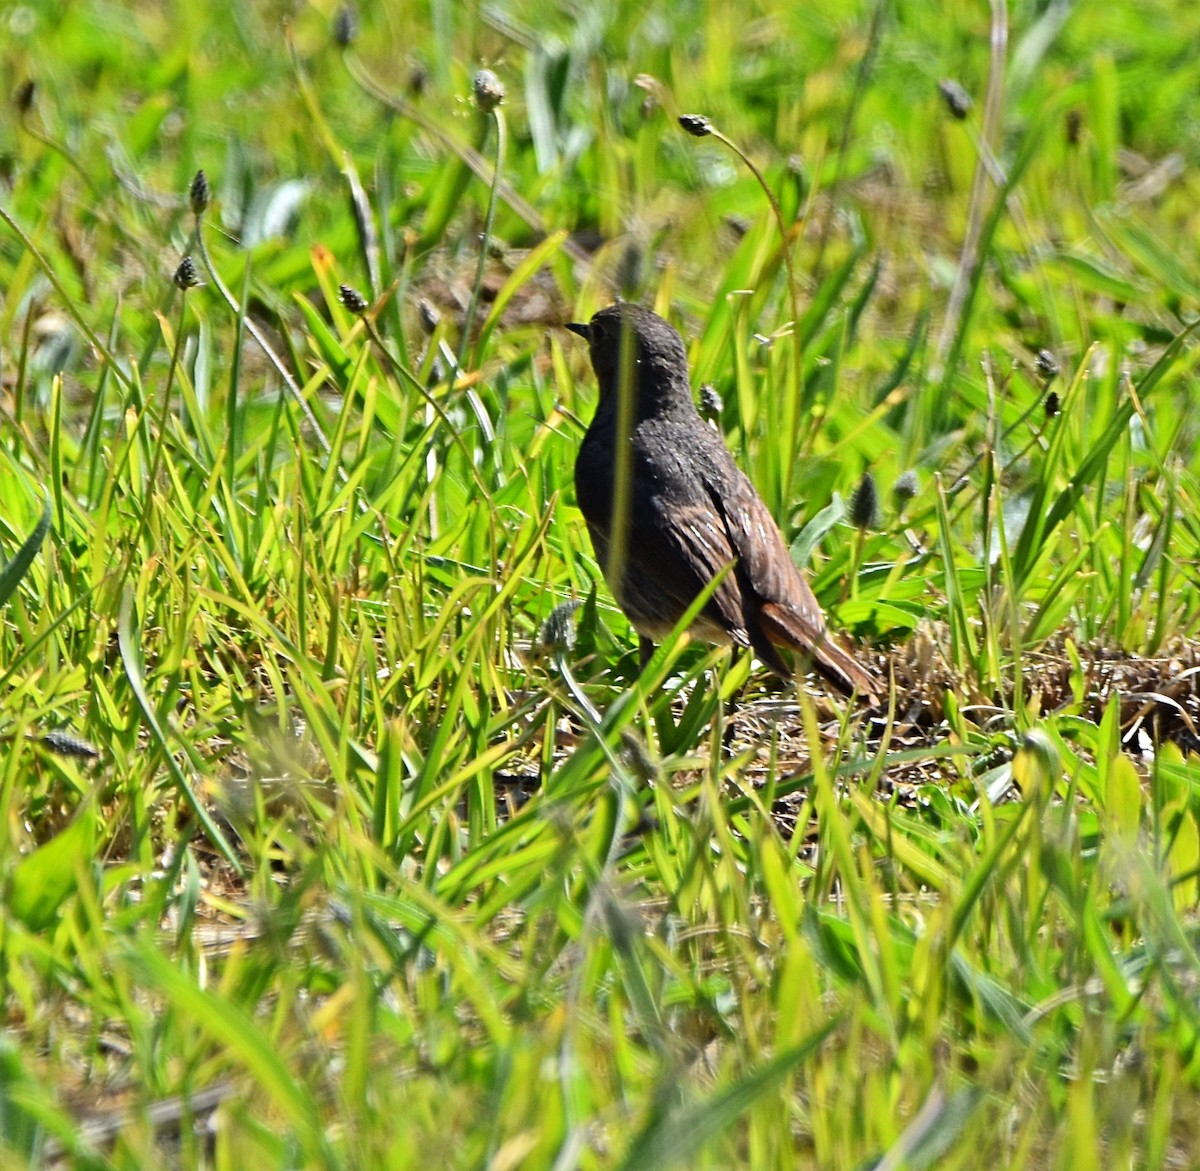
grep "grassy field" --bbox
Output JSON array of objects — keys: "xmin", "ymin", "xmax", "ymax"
[{"xmin": 2, "ymin": 0, "xmax": 1200, "ymax": 1166}]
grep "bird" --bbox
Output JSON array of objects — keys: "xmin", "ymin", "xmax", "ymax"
[{"xmin": 566, "ymin": 302, "xmax": 878, "ymax": 703}]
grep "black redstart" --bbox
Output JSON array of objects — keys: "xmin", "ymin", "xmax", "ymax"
[{"xmin": 567, "ymin": 302, "xmax": 878, "ymax": 702}]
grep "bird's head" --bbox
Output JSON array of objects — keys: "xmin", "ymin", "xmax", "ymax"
[{"xmin": 566, "ymin": 304, "xmax": 690, "ymax": 409}]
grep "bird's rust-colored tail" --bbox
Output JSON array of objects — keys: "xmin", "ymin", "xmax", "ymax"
[{"xmin": 758, "ymin": 601, "xmax": 880, "ymax": 704}]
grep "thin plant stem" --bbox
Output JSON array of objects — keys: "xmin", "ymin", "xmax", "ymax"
[
  {"xmin": 342, "ymin": 50, "xmax": 593, "ymax": 269},
  {"xmin": 192, "ymin": 214, "xmax": 332, "ymax": 455},
  {"xmin": 0, "ymin": 204, "xmax": 133, "ymax": 392},
  {"xmin": 703, "ymin": 124, "xmax": 802, "ymax": 342},
  {"xmin": 361, "ymin": 317, "xmax": 496, "ymax": 511},
  {"xmin": 812, "ymin": 0, "xmax": 888, "ymax": 278},
  {"xmin": 461, "ymin": 106, "xmax": 507, "ymax": 371},
  {"xmin": 18, "ymin": 105, "xmax": 102, "ymax": 198},
  {"xmin": 678, "ymin": 114, "xmax": 806, "ymax": 506},
  {"xmin": 933, "ymin": 0, "xmax": 1009, "ymax": 375},
  {"xmin": 126, "ymin": 289, "xmax": 190, "ymax": 559}
]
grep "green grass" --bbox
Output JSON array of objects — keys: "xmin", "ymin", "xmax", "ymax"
[{"xmin": 2, "ymin": 0, "xmax": 1200, "ymax": 1167}]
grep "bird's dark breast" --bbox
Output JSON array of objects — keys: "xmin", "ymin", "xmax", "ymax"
[
  {"xmin": 573, "ymin": 427, "xmax": 616, "ymax": 555},
  {"xmin": 574, "ymin": 418, "xmax": 738, "ymax": 643},
  {"xmin": 574, "ymin": 429, "xmax": 663, "ymax": 634}
]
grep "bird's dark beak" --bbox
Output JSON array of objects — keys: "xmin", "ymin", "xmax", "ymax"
[{"xmin": 565, "ymin": 321, "xmax": 591, "ymax": 341}]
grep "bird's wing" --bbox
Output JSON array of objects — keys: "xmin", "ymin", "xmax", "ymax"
[
  {"xmin": 711, "ymin": 472, "xmax": 829, "ymax": 644},
  {"xmin": 624, "ymin": 499, "xmax": 752, "ymax": 643},
  {"xmin": 713, "ymin": 471, "xmax": 880, "ymax": 699}
]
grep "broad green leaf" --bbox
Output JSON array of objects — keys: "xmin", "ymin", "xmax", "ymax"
[{"xmin": 0, "ymin": 493, "xmax": 51, "ymax": 608}]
